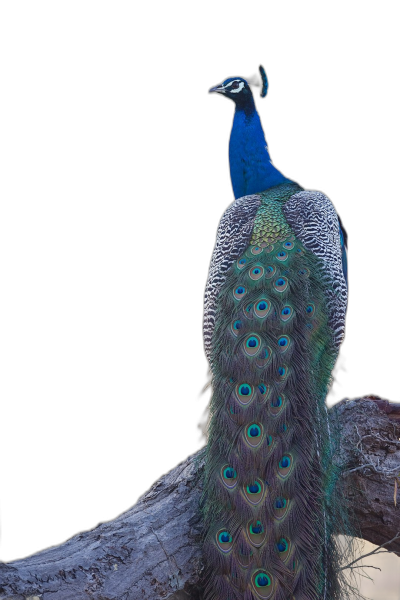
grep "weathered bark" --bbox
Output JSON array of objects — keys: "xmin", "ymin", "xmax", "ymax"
[{"xmin": 1, "ymin": 397, "xmax": 400, "ymax": 600}]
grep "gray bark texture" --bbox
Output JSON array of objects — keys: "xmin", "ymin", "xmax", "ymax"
[{"xmin": 1, "ymin": 396, "xmax": 400, "ymax": 600}]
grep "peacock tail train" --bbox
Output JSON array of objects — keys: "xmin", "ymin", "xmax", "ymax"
[{"xmin": 202, "ymin": 182, "xmax": 354, "ymax": 600}]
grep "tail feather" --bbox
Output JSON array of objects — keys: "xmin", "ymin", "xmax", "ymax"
[{"xmin": 203, "ymin": 231, "xmax": 339, "ymax": 599}]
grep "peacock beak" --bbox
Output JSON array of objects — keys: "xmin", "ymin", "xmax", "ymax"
[{"xmin": 209, "ymin": 85, "xmax": 226, "ymax": 94}]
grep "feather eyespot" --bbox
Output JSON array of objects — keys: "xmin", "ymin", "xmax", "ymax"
[
  {"xmin": 231, "ymin": 319, "xmax": 242, "ymax": 336},
  {"xmin": 244, "ymin": 334, "xmax": 261, "ymax": 356},
  {"xmin": 237, "ymin": 257, "xmax": 247, "ymax": 270},
  {"xmin": 270, "ymin": 394, "xmax": 284, "ymax": 415},
  {"xmin": 249, "ymin": 265, "xmax": 264, "ymax": 280},
  {"xmin": 254, "ymin": 299, "xmax": 270, "ymax": 318},
  {"xmin": 276, "ymin": 537, "xmax": 291, "ymax": 562},
  {"xmin": 243, "ymin": 302, "xmax": 254, "ymax": 319},
  {"xmin": 277, "ymin": 538, "xmax": 288, "ymax": 553},
  {"xmin": 280, "ymin": 305, "xmax": 293, "ymax": 321},
  {"xmin": 274, "ymin": 497, "xmax": 289, "ymax": 520},
  {"xmin": 298, "ymin": 267, "xmax": 310, "ymax": 277},
  {"xmin": 258, "ymin": 383, "xmax": 267, "ymax": 395},
  {"xmin": 274, "ymin": 277, "xmax": 288, "ymax": 292},
  {"xmin": 233, "ymin": 286, "xmax": 246, "ymax": 300},
  {"xmin": 278, "ymin": 454, "xmax": 293, "ymax": 478},
  {"xmin": 243, "ymin": 478, "xmax": 265, "ymax": 505},
  {"xmin": 235, "ymin": 383, "xmax": 254, "ymax": 406},
  {"xmin": 251, "ymin": 245, "xmax": 263, "ymax": 255},
  {"xmin": 221, "ymin": 465, "xmax": 238, "ymax": 488},
  {"xmin": 265, "ymin": 265, "xmax": 276, "ymax": 279},
  {"xmin": 276, "ymin": 537, "xmax": 291, "ymax": 561},
  {"xmin": 283, "ymin": 241, "xmax": 294, "ymax": 250},
  {"xmin": 256, "ymin": 346, "xmax": 272, "ymax": 369},
  {"xmin": 251, "ymin": 571, "xmax": 274, "ymax": 599},
  {"xmin": 216, "ymin": 529, "xmax": 233, "ymax": 553},
  {"xmin": 247, "ymin": 481, "xmax": 261, "ymax": 493},
  {"xmin": 247, "ymin": 520, "xmax": 267, "ymax": 547},
  {"xmin": 306, "ymin": 303, "xmax": 315, "ymax": 316},
  {"xmin": 245, "ymin": 422, "xmax": 263, "ymax": 447},
  {"xmin": 276, "ymin": 251, "xmax": 288, "ymax": 262},
  {"xmin": 276, "ymin": 365, "xmax": 288, "ymax": 381},
  {"xmin": 248, "ymin": 424, "xmax": 261, "ymax": 438},
  {"xmin": 277, "ymin": 336, "xmax": 290, "ymax": 352}
]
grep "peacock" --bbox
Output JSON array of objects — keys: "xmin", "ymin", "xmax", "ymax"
[{"xmin": 202, "ymin": 67, "xmax": 352, "ymax": 600}]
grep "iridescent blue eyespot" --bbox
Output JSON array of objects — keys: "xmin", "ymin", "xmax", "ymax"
[
  {"xmin": 298, "ymin": 268, "xmax": 310, "ymax": 277},
  {"xmin": 255, "ymin": 573, "xmax": 271, "ymax": 587},
  {"xmin": 281, "ymin": 305, "xmax": 293, "ymax": 321},
  {"xmin": 250, "ymin": 521, "xmax": 263, "ymax": 534},
  {"xmin": 249, "ymin": 265, "xmax": 264, "ymax": 280},
  {"xmin": 233, "ymin": 285, "xmax": 247, "ymax": 300},
  {"xmin": 275, "ymin": 497, "xmax": 287, "ymax": 509},
  {"xmin": 276, "ymin": 366, "xmax": 288, "ymax": 381},
  {"xmin": 274, "ymin": 277, "xmax": 288, "ymax": 292},
  {"xmin": 306, "ymin": 303, "xmax": 315, "ymax": 316},
  {"xmin": 271, "ymin": 396, "xmax": 283, "ymax": 408},
  {"xmin": 255, "ymin": 299, "xmax": 270, "ymax": 318},
  {"xmin": 245, "ymin": 423, "xmax": 263, "ymax": 447},
  {"xmin": 284, "ymin": 241, "xmax": 294, "ymax": 250},
  {"xmin": 265, "ymin": 265, "xmax": 276, "ymax": 278},
  {"xmin": 276, "ymin": 251, "xmax": 288, "ymax": 261},
  {"xmin": 244, "ymin": 334, "xmax": 261, "ymax": 357},
  {"xmin": 258, "ymin": 384, "xmax": 266, "ymax": 395},
  {"xmin": 279, "ymin": 456, "xmax": 291, "ymax": 469},
  {"xmin": 224, "ymin": 467, "xmax": 236, "ymax": 479},
  {"xmin": 243, "ymin": 302, "xmax": 254, "ymax": 319},
  {"xmin": 278, "ymin": 336, "xmax": 288, "ymax": 348},
  {"xmin": 236, "ymin": 382, "xmax": 254, "ymax": 406},
  {"xmin": 277, "ymin": 538, "xmax": 288, "ymax": 553},
  {"xmin": 247, "ymin": 481, "xmax": 261, "ymax": 494},
  {"xmin": 248, "ymin": 424, "xmax": 261, "ymax": 438},
  {"xmin": 218, "ymin": 531, "xmax": 232, "ymax": 544},
  {"xmin": 266, "ymin": 434, "xmax": 273, "ymax": 446},
  {"xmin": 231, "ymin": 319, "xmax": 243, "ymax": 336}
]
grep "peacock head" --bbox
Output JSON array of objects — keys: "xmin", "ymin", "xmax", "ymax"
[
  {"xmin": 209, "ymin": 77, "xmax": 253, "ymax": 105},
  {"xmin": 209, "ymin": 67, "xmax": 268, "ymax": 110}
]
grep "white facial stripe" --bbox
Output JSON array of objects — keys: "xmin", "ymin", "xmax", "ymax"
[
  {"xmin": 222, "ymin": 80, "xmax": 245, "ymax": 94},
  {"xmin": 230, "ymin": 81, "xmax": 245, "ymax": 94}
]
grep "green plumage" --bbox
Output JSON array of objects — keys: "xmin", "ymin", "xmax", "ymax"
[{"xmin": 202, "ymin": 185, "xmax": 353, "ymax": 600}]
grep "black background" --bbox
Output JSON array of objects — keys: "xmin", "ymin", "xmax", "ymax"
[{"xmin": 0, "ymin": 20, "xmax": 400, "ymax": 560}]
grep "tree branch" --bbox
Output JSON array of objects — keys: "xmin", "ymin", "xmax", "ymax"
[
  {"xmin": 1, "ymin": 397, "xmax": 400, "ymax": 600},
  {"xmin": 340, "ymin": 533, "xmax": 400, "ymax": 570}
]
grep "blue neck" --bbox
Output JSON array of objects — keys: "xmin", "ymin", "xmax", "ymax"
[{"xmin": 229, "ymin": 104, "xmax": 291, "ymax": 199}]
